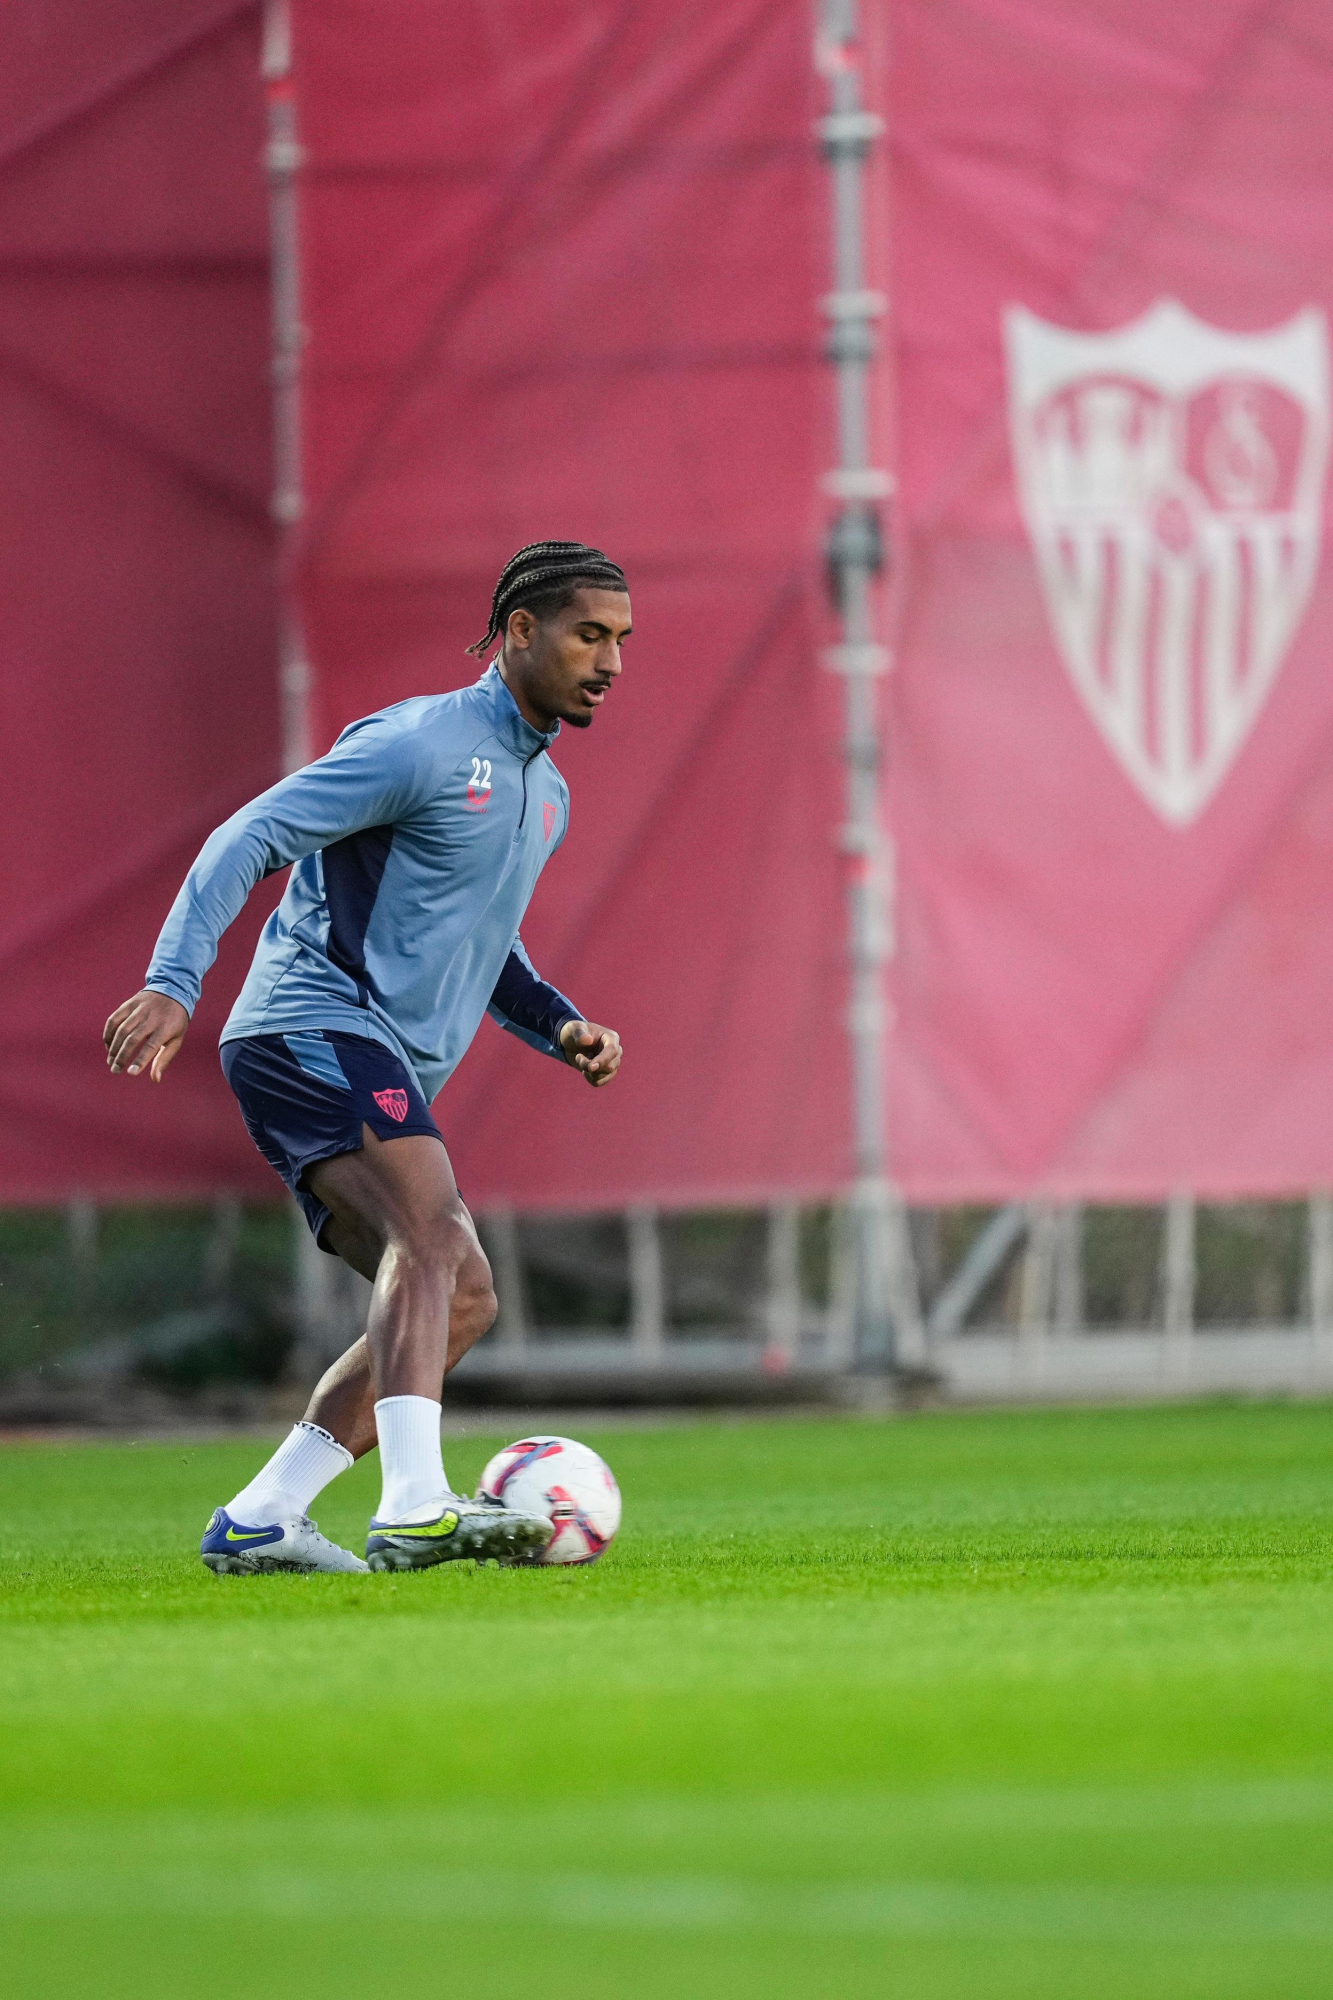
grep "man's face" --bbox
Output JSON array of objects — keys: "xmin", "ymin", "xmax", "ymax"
[{"xmin": 507, "ymin": 587, "xmax": 632, "ymax": 730}]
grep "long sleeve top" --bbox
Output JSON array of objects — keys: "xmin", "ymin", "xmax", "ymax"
[{"xmin": 145, "ymin": 664, "xmax": 582, "ymax": 1100}]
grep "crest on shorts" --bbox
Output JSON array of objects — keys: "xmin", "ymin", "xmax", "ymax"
[
  {"xmin": 1006, "ymin": 300, "xmax": 1330, "ymax": 824},
  {"xmin": 372, "ymin": 1088, "xmax": 409, "ymax": 1124}
]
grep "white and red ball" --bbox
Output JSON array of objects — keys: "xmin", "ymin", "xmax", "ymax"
[{"xmin": 477, "ymin": 1435, "xmax": 621, "ymax": 1565}]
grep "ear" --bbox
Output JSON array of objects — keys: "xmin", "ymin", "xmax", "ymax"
[{"xmin": 506, "ymin": 606, "xmax": 537, "ymax": 651}]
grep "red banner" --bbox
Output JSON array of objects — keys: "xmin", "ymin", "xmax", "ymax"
[
  {"xmin": 290, "ymin": 0, "xmax": 854, "ymax": 1211},
  {"xmin": 0, "ymin": 1, "xmax": 280, "ymax": 1202},
  {"xmin": 888, "ymin": 0, "xmax": 1333, "ymax": 1199},
  {"xmin": 8, "ymin": 2, "xmax": 1333, "ymax": 1210}
]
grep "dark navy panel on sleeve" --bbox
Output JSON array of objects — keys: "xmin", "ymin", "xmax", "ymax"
[{"xmin": 487, "ymin": 937, "xmax": 581, "ymax": 1057}]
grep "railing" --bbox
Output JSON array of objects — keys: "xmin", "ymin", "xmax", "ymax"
[
  {"xmin": 449, "ymin": 1195, "xmax": 1333, "ymax": 1401},
  {"xmin": 6, "ymin": 1195, "xmax": 1333, "ymax": 1408},
  {"xmin": 291, "ymin": 1202, "xmax": 861, "ymax": 1397}
]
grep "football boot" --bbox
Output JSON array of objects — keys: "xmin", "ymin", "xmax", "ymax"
[
  {"xmin": 200, "ymin": 1507, "xmax": 369, "ymax": 1575},
  {"xmin": 365, "ymin": 1496, "xmax": 554, "ymax": 1571}
]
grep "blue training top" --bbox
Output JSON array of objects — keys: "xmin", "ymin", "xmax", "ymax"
[{"xmin": 145, "ymin": 663, "xmax": 582, "ymax": 1101}]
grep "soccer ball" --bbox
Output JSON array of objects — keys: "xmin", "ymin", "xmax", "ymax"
[{"xmin": 477, "ymin": 1435, "xmax": 621, "ymax": 1565}]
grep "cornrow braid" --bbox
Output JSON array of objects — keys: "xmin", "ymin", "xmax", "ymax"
[{"xmin": 467, "ymin": 540, "xmax": 628, "ymax": 657}]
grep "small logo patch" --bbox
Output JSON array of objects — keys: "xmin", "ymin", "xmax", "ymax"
[
  {"xmin": 383, "ymin": 1511, "xmax": 458, "ymax": 1540},
  {"xmin": 543, "ymin": 801, "xmax": 557, "ymax": 842},
  {"xmin": 373, "ymin": 1088, "xmax": 409, "ymax": 1124}
]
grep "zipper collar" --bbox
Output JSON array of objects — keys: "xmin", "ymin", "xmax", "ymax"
[{"xmin": 476, "ymin": 661, "xmax": 560, "ymax": 757}]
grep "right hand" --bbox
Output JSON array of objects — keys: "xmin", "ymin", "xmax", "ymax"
[
  {"xmin": 104, "ymin": 989, "xmax": 190, "ymax": 1081},
  {"xmin": 558, "ymin": 1017, "xmax": 623, "ymax": 1087}
]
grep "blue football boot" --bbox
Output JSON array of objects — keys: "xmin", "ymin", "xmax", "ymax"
[{"xmin": 200, "ymin": 1507, "xmax": 368, "ymax": 1575}]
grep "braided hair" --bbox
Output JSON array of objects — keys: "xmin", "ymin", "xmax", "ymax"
[{"xmin": 467, "ymin": 541, "xmax": 628, "ymax": 657}]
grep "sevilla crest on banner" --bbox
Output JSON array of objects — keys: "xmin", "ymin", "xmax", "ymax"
[{"xmin": 1006, "ymin": 301, "xmax": 1330, "ymax": 824}]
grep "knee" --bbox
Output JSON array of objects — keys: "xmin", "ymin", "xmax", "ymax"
[
  {"xmin": 387, "ymin": 1212, "xmax": 474, "ymax": 1283},
  {"xmin": 377, "ymin": 1211, "xmax": 497, "ymax": 1364},
  {"xmin": 389, "ymin": 1214, "xmax": 495, "ymax": 1329}
]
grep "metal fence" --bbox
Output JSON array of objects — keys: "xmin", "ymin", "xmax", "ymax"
[
  {"xmin": 4, "ymin": 1196, "xmax": 1333, "ymax": 1412},
  {"xmin": 296, "ymin": 1195, "xmax": 1333, "ymax": 1404}
]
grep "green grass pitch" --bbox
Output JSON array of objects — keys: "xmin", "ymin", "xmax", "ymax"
[{"xmin": 1, "ymin": 1400, "xmax": 1331, "ymax": 1998}]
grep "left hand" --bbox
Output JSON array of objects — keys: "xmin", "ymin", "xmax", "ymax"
[{"xmin": 559, "ymin": 1019, "xmax": 622, "ymax": 1087}]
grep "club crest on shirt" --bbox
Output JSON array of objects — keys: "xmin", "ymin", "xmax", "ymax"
[
  {"xmin": 543, "ymin": 801, "xmax": 557, "ymax": 842},
  {"xmin": 465, "ymin": 756, "xmax": 492, "ymax": 813}
]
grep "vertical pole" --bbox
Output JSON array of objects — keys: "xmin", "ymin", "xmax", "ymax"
[
  {"xmin": 765, "ymin": 1200, "xmax": 803, "ymax": 1369},
  {"xmin": 1308, "ymin": 1192, "xmax": 1333, "ymax": 1366},
  {"xmin": 66, "ymin": 1196, "xmax": 97, "ymax": 1268},
  {"xmin": 483, "ymin": 1207, "xmax": 530, "ymax": 1349},
  {"xmin": 202, "ymin": 1194, "xmax": 242, "ymax": 1299},
  {"xmin": 816, "ymin": 1, "xmax": 914, "ymax": 1371},
  {"xmin": 262, "ymin": 2, "xmax": 321, "ymax": 1347},
  {"xmin": 885, "ymin": 1200, "xmax": 927, "ymax": 1367},
  {"xmin": 262, "ymin": 0, "xmax": 311, "ymax": 776},
  {"xmin": 1162, "ymin": 1192, "xmax": 1195, "ymax": 1378},
  {"xmin": 627, "ymin": 1206, "xmax": 665, "ymax": 1359},
  {"xmin": 67, "ymin": 1196, "xmax": 97, "ymax": 1334},
  {"xmin": 827, "ymin": 1197, "xmax": 858, "ymax": 1366},
  {"xmin": 1053, "ymin": 1203, "xmax": 1084, "ymax": 1332},
  {"xmin": 1018, "ymin": 1201, "xmax": 1056, "ymax": 1373}
]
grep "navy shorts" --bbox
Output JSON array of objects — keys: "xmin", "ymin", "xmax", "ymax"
[{"xmin": 221, "ymin": 1030, "xmax": 444, "ymax": 1250}]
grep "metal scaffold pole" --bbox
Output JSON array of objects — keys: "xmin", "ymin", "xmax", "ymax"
[
  {"xmin": 262, "ymin": 0, "xmax": 310, "ymax": 778},
  {"xmin": 815, "ymin": 2, "xmax": 923, "ymax": 1373},
  {"xmin": 262, "ymin": 1, "xmax": 327, "ymax": 1351}
]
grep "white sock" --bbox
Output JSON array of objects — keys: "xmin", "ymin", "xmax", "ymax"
[
  {"xmin": 225, "ymin": 1422, "xmax": 353, "ymax": 1525},
  {"xmin": 374, "ymin": 1395, "xmax": 450, "ymax": 1522}
]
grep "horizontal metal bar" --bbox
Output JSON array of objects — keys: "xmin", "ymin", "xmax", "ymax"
[
  {"xmin": 265, "ymin": 138, "xmax": 305, "ymax": 175},
  {"xmin": 820, "ymin": 289, "xmax": 887, "ymax": 320},
  {"xmin": 270, "ymin": 487, "xmax": 304, "ymax": 524},
  {"xmin": 932, "ymin": 1327, "xmax": 1333, "ymax": 1404},
  {"xmin": 458, "ymin": 1336, "xmax": 845, "ymax": 1378},
  {"xmin": 822, "ymin": 643, "xmax": 890, "ymax": 674},
  {"xmin": 822, "ymin": 467, "xmax": 894, "ymax": 499},
  {"xmin": 817, "ymin": 109, "xmax": 885, "ymax": 152}
]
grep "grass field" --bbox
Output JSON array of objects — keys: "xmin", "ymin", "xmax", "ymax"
[{"xmin": 1, "ymin": 1401, "xmax": 1331, "ymax": 1998}]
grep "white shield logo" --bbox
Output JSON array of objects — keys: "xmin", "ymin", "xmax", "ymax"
[{"xmin": 1006, "ymin": 300, "xmax": 1329, "ymax": 823}]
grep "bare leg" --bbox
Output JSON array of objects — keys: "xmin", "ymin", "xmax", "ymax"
[{"xmin": 299, "ymin": 1127, "xmax": 497, "ymax": 1458}]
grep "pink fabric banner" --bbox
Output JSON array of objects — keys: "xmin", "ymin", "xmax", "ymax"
[
  {"xmin": 888, "ymin": 0, "xmax": 1333, "ymax": 1199},
  {"xmin": 288, "ymin": 0, "xmax": 854, "ymax": 1212},
  {"xmin": 0, "ymin": 1, "xmax": 280, "ymax": 1202},
  {"xmin": 8, "ymin": 0, "xmax": 1332, "ymax": 1210}
]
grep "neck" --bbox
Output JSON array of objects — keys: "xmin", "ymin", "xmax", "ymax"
[{"xmin": 496, "ymin": 650, "xmax": 552, "ymax": 735}]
